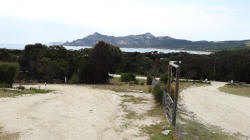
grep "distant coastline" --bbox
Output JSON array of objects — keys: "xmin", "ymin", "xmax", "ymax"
[{"xmin": 0, "ymin": 44, "xmax": 211, "ymax": 55}]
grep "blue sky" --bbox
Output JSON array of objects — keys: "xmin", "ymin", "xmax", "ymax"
[{"xmin": 0, "ymin": 0, "xmax": 250, "ymax": 44}]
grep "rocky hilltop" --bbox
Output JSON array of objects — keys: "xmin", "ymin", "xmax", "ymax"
[{"xmin": 64, "ymin": 32, "xmax": 250, "ymax": 51}]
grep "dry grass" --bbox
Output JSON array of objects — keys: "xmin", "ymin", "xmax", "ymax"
[
  {"xmin": 92, "ymin": 77, "xmax": 151, "ymax": 93},
  {"xmin": 177, "ymin": 111, "xmax": 247, "ymax": 140},
  {"xmin": 141, "ymin": 120, "xmax": 176, "ymax": 140},
  {"xmin": 219, "ymin": 84, "xmax": 250, "ymax": 98},
  {"xmin": 0, "ymin": 88, "xmax": 52, "ymax": 98},
  {"xmin": 0, "ymin": 127, "xmax": 19, "ymax": 140}
]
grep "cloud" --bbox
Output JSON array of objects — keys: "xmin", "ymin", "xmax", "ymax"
[{"xmin": 0, "ymin": 0, "xmax": 249, "ymax": 43}]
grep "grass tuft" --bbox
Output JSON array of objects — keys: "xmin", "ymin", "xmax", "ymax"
[{"xmin": 219, "ymin": 84, "xmax": 250, "ymax": 98}]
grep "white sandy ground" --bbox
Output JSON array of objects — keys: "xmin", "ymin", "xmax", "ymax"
[
  {"xmin": 0, "ymin": 84, "xmax": 160, "ymax": 140},
  {"xmin": 180, "ymin": 82, "xmax": 250, "ymax": 137}
]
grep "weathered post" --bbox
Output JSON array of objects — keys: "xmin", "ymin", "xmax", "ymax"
[
  {"xmin": 162, "ymin": 61, "xmax": 181, "ymax": 127},
  {"xmin": 168, "ymin": 65, "xmax": 171, "ymax": 94},
  {"xmin": 172, "ymin": 67, "xmax": 180, "ymax": 126}
]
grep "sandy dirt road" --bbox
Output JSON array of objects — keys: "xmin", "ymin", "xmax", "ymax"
[
  {"xmin": 180, "ymin": 82, "xmax": 250, "ymax": 137},
  {"xmin": 0, "ymin": 85, "xmax": 121, "ymax": 140},
  {"xmin": 0, "ymin": 84, "xmax": 159, "ymax": 140}
]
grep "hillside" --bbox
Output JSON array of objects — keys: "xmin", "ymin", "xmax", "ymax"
[{"xmin": 64, "ymin": 32, "xmax": 250, "ymax": 51}]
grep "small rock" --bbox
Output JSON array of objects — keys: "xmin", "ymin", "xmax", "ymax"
[{"xmin": 161, "ymin": 130, "xmax": 171, "ymax": 136}]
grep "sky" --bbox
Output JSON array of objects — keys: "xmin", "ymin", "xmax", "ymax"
[{"xmin": 0, "ymin": 0, "xmax": 250, "ymax": 44}]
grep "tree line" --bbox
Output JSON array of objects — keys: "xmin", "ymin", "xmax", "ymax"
[{"xmin": 0, "ymin": 41, "xmax": 250, "ymax": 87}]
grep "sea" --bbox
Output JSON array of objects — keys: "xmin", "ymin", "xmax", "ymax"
[{"xmin": 0, "ymin": 44, "xmax": 211, "ymax": 55}]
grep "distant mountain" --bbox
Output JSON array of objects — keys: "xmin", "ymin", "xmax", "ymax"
[{"xmin": 64, "ymin": 32, "xmax": 250, "ymax": 51}]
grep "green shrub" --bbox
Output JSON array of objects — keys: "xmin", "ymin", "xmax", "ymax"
[
  {"xmin": 120, "ymin": 73, "xmax": 135, "ymax": 82},
  {"xmin": 160, "ymin": 72, "xmax": 168, "ymax": 84},
  {"xmin": 140, "ymin": 82, "xmax": 144, "ymax": 85},
  {"xmin": 148, "ymin": 86, "xmax": 152, "ymax": 93},
  {"xmin": 17, "ymin": 85, "xmax": 25, "ymax": 90},
  {"xmin": 147, "ymin": 74, "xmax": 152, "ymax": 85},
  {"xmin": 153, "ymin": 83, "xmax": 163, "ymax": 104},
  {"xmin": 0, "ymin": 63, "xmax": 17, "ymax": 87},
  {"xmin": 134, "ymin": 79, "xmax": 139, "ymax": 85},
  {"xmin": 30, "ymin": 87, "xmax": 50, "ymax": 93},
  {"xmin": 69, "ymin": 73, "xmax": 79, "ymax": 84},
  {"xmin": 0, "ymin": 83, "xmax": 11, "ymax": 88}
]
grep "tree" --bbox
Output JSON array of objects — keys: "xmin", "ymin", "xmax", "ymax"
[
  {"xmin": 0, "ymin": 63, "xmax": 17, "ymax": 87},
  {"xmin": 79, "ymin": 41, "xmax": 122, "ymax": 83}
]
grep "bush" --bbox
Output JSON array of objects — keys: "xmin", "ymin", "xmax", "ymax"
[
  {"xmin": 69, "ymin": 73, "xmax": 79, "ymax": 84},
  {"xmin": 17, "ymin": 85, "xmax": 25, "ymax": 90},
  {"xmin": 0, "ymin": 83, "xmax": 11, "ymax": 88},
  {"xmin": 152, "ymin": 83, "xmax": 163, "ymax": 104},
  {"xmin": 148, "ymin": 86, "xmax": 152, "ymax": 93},
  {"xmin": 120, "ymin": 73, "xmax": 135, "ymax": 82},
  {"xmin": 160, "ymin": 72, "xmax": 168, "ymax": 84},
  {"xmin": 0, "ymin": 63, "xmax": 17, "ymax": 87},
  {"xmin": 170, "ymin": 84, "xmax": 176, "ymax": 99},
  {"xmin": 146, "ymin": 74, "xmax": 152, "ymax": 85},
  {"xmin": 134, "ymin": 79, "xmax": 139, "ymax": 85},
  {"xmin": 140, "ymin": 82, "xmax": 144, "ymax": 85},
  {"xmin": 30, "ymin": 87, "xmax": 50, "ymax": 93}
]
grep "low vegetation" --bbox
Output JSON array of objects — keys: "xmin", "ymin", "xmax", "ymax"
[
  {"xmin": 0, "ymin": 126, "xmax": 19, "ymax": 140},
  {"xmin": 177, "ymin": 109, "xmax": 247, "ymax": 140},
  {"xmin": 152, "ymin": 83, "xmax": 163, "ymax": 104},
  {"xmin": 0, "ymin": 87, "xmax": 52, "ymax": 98},
  {"xmin": 92, "ymin": 77, "xmax": 151, "ymax": 93},
  {"xmin": 142, "ymin": 121, "xmax": 176, "ymax": 140},
  {"xmin": 147, "ymin": 74, "xmax": 153, "ymax": 85},
  {"xmin": 160, "ymin": 72, "xmax": 168, "ymax": 84},
  {"xmin": 219, "ymin": 84, "xmax": 250, "ymax": 98},
  {"xmin": 1, "ymin": 42, "xmax": 250, "ymax": 84},
  {"xmin": 0, "ymin": 62, "xmax": 18, "ymax": 88},
  {"xmin": 120, "ymin": 73, "xmax": 135, "ymax": 82}
]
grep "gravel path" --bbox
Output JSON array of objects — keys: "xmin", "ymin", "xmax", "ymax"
[
  {"xmin": 0, "ymin": 84, "xmax": 159, "ymax": 140},
  {"xmin": 180, "ymin": 82, "xmax": 250, "ymax": 137},
  {"xmin": 0, "ymin": 84, "xmax": 123, "ymax": 140}
]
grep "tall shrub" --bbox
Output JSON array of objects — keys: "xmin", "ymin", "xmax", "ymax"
[
  {"xmin": 160, "ymin": 72, "xmax": 168, "ymax": 84},
  {"xmin": 79, "ymin": 41, "xmax": 122, "ymax": 83},
  {"xmin": 120, "ymin": 73, "xmax": 135, "ymax": 82},
  {"xmin": 152, "ymin": 83, "xmax": 163, "ymax": 104},
  {"xmin": 0, "ymin": 63, "xmax": 17, "ymax": 87},
  {"xmin": 146, "ymin": 74, "xmax": 152, "ymax": 85}
]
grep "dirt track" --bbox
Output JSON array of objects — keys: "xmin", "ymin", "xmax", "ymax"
[
  {"xmin": 180, "ymin": 82, "xmax": 250, "ymax": 137},
  {"xmin": 0, "ymin": 84, "xmax": 159, "ymax": 140},
  {"xmin": 0, "ymin": 85, "xmax": 123, "ymax": 140}
]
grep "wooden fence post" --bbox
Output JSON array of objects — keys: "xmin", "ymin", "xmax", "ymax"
[{"xmin": 172, "ymin": 67, "xmax": 180, "ymax": 126}]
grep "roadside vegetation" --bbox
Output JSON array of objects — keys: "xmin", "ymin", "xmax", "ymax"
[
  {"xmin": 0, "ymin": 86, "xmax": 52, "ymax": 98},
  {"xmin": 177, "ymin": 115, "xmax": 245, "ymax": 140},
  {"xmin": 219, "ymin": 84, "xmax": 250, "ymax": 98},
  {"xmin": 92, "ymin": 77, "xmax": 150, "ymax": 93},
  {"xmin": 0, "ymin": 126, "xmax": 19, "ymax": 140},
  {"xmin": 1, "ymin": 41, "xmax": 250, "ymax": 139},
  {"xmin": 0, "ymin": 62, "xmax": 18, "ymax": 88},
  {"xmin": 1, "ymin": 43, "xmax": 250, "ymax": 85},
  {"xmin": 177, "ymin": 107, "xmax": 248, "ymax": 140}
]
